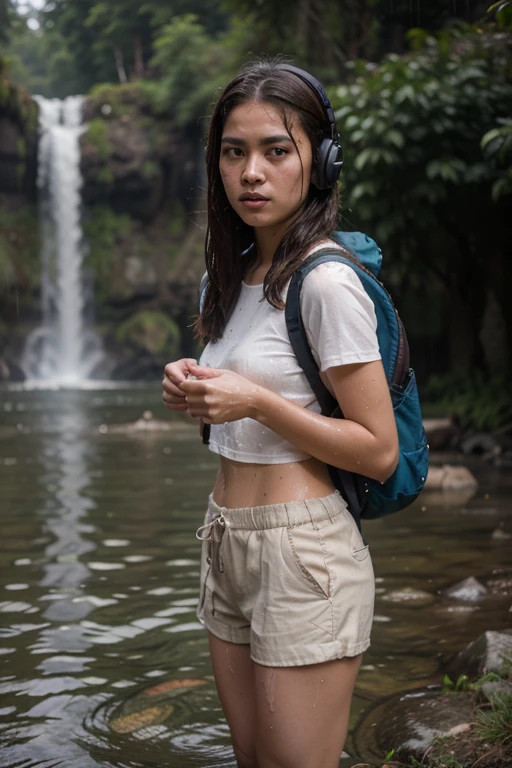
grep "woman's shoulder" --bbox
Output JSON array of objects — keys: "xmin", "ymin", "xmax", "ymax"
[{"xmin": 301, "ymin": 241, "xmax": 364, "ymax": 294}]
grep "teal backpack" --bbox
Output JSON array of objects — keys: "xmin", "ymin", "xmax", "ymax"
[{"xmin": 285, "ymin": 231, "xmax": 429, "ymax": 529}]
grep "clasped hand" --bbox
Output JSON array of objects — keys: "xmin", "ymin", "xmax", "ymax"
[{"xmin": 162, "ymin": 359, "xmax": 259, "ymax": 424}]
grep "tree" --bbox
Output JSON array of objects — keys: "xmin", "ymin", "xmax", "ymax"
[
  {"xmin": 331, "ymin": 26, "xmax": 512, "ymax": 376},
  {"xmin": 0, "ymin": 0, "xmax": 15, "ymax": 45}
]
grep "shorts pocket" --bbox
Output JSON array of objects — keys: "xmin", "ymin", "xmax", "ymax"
[
  {"xmin": 283, "ymin": 524, "xmax": 332, "ymax": 599},
  {"xmin": 348, "ymin": 518, "xmax": 371, "ymax": 563},
  {"xmin": 351, "ymin": 543, "xmax": 370, "ymax": 562}
]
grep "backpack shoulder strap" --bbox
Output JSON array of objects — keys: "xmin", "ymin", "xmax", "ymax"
[{"xmin": 285, "ymin": 247, "xmax": 361, "ymax": 416}]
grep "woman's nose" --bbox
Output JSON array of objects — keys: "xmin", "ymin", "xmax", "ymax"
[{"xmin": 241, "ymin": 155, "xmax": 264, "ymax": 184}]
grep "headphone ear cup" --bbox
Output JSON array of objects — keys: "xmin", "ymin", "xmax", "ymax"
[{"xmin": 312, "ymin": 138, "xmax": 344, "ymax": 189}]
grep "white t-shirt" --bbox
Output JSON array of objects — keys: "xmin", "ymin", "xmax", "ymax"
[{"xmin": 199, "ymin": 260, "xmax": 381, "ymax": 464}]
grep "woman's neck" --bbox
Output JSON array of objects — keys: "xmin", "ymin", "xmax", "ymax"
[{"xmin": 253, "ymin": 226, "xmax": 283, "ymax": 268}]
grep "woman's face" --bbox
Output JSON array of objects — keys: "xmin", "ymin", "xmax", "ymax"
[{"xmin": 219, "ymin": 100, "xmax": 312, "ymax": 238}]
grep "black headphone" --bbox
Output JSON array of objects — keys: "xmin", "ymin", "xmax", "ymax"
[{"xmin": 276, "ymin": 64, "xmax": 344, "ymax": 190}]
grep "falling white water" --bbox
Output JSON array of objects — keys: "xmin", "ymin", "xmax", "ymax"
[{"xmin": 22, "ymin": 96, "xmax": 105, "ymax": 385}]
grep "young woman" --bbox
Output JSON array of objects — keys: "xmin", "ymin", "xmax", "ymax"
[{"xmin": 162, "ymin": 60, "xmax": 398, "ymax": 768}]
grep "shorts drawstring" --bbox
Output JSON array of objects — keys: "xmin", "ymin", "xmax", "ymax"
[{"xmin": 196, "ymin": 512, "xmax": 227, "ymax": 573}]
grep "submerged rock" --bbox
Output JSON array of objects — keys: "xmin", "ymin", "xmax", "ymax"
[
  {"xmin": 443, "ymin": 576, "xmax": 488, "ymax": 602},
  {"xmin": 109, "ymin": 703, "xmax": 174, "ymax": 734},
  {"xmin": 381, "ymin": 587, "xmax": 435, "ymax": 607}
]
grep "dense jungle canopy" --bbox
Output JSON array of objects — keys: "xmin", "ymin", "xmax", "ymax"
[{"xmin": 0, "ymin": 0, "xmax": 511, "ymax": 428}]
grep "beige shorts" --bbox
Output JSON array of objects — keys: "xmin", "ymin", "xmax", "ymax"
[{"xmin": 196, "ymin": 490, "xmax": 374, "ymax": 667}]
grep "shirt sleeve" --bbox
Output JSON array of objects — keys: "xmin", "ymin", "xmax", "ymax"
[{"xmin": 299, "ymin": 261, "xmax": 381, "ymax": 372}]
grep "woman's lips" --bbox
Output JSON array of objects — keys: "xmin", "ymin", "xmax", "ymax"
[{"xmin": 240, "ymin": 196, "xmax": 269, "ymax": 209}]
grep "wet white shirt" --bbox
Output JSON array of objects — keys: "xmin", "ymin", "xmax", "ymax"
[{"xmin": 199, "ymin": 261, "xmax": 381, "ymax": 464}]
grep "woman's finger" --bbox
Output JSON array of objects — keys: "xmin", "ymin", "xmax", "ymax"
[
  {"xmin": 162, "ymin": 377, "xmax": 186, "ymax": 398},
  {"xmin": 187, "ymin": 363, "xmax": 223, "ymax": 379}
]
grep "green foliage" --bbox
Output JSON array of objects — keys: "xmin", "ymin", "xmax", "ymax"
[
  {"xmin": 141, "ymin": 160, "xmax": 158, "ymax": 179},
  {"xmin": 481, "ymin": 118, "xmax": 512, "ymax": 200},
  {"xmin": 149, "ymin": 14, "xmax": 233, "ymax": 131},
  {"xmin": 330, "ymin": 26, "xmax": 512, "ymax": 376},
  {"xmin": 0, "ymin": 0, "xmax": 16, "ymax": 45},
  {"xmin": 116, "ymin": 311, "xmax": 181, "ymax": 357},
  {"xmin": 0, "ymin": 201, "xmax": 40, "ymax": 290},
  {"xmin": 83, "ymin": 206, "xmax": 132, "ymax": 299},
  {"xmin": 488, "ymin": 0, "xmax": 512, "ymax": 29},
  {"xmin": 442, "ymin": 671, "xmax": 501, "ymax": 693},
  {"xmin": 86, "ymin": 118, "xmax": 111, "ymax": 161},
  {"xmin": 331, "ymin": 28, "xmax": 512, "ymax": 248},
  {"xmin": 423, "ymin": 373, "xmax": 512, "ymax": 431}
]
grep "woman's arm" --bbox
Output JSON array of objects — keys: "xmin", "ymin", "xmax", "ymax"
[{"xmin": 180, "ymin": 360, "xmax": 399, "ymax": 484}]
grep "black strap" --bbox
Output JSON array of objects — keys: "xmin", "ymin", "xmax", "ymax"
[
  {"xmin": 285, "ymin": 248, "xmax": 366, "ymax": 530},
  {"xmin": 285, "ymin": 248, "xmax": 357, "ymax": 416}
]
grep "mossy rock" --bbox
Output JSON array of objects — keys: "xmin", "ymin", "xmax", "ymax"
[{"xmin": 116, "ymin": 311, "xmax": 180, "ymax": 357}]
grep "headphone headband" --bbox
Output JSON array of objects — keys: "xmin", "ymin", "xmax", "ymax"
[
  {"xmin": 275, "ymin": 63, "xmax": 343, "ymax": 189},
  {"xmin": 276, "ymin": 64, "xmax": 339, "ymax": 142}
]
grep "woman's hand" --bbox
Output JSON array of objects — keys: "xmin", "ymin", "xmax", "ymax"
[
  {"xmin": 179, "ymin": 363, "xmax": 260, "ymax": 424},
  {"xmin": 162, "ymin": 358, "xmax": 197, "ymax": 411}
]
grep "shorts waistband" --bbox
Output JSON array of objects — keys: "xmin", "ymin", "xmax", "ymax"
[{"xmin": 206, "ymin": 491, "xmax": 346, "ymax": 530}]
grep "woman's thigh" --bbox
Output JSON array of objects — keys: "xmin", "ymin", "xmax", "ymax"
[
  {"xmin": 208, "ymin": 633, "xmax": 258, "ymax": 768},
  {"xmin": 254, "ymin": 655, "xmax": 362, "ymax": 768}
]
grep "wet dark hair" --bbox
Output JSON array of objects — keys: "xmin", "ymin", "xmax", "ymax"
[{"xmin": 196, "ymin": 59, "xmax": 340, "ymax": 344}]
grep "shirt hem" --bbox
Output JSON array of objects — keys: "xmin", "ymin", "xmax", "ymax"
[
  {"xmin": 320, "ymin": 352, "xmax": 381, "ymax": 372},
  {"xmin": 208, "ymin": 441, "xmax": 311, "ymax": 464}
]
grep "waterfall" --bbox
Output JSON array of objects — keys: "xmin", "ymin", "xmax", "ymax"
[{"xmin": 22, "ymin": 96, "xmax": 105, "ymax": 385}]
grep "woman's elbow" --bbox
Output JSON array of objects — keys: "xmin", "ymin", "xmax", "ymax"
[
  {"xmin": 369, "ymin": 442, "xmax": 400, "ymax": 483},
  {"xmin": 374, "ymin": 443, "xmax": 399, "ymax": 484}
]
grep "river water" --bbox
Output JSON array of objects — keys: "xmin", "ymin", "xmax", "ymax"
[{"xmin": 1, "ymin": 385, "xmax": 510, "ymax": 768}]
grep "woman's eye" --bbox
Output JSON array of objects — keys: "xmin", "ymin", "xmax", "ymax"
[
  {"xmin": 269, "ymin": 147, "xmax": 287, "ymax": 157},
  {"xmin": 226, "ymin": 147, "xmax": 243, "ymax": 157}
]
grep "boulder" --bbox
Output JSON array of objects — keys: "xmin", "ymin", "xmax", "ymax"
[
  {"xmin": 353, "ymin": 689, "xmax": 475, "ymax": 763},
  {"xmin": 423, "ymin": 417, "xmax": 460, "ymax": 450},
  {"xmin": 445, "ymin": 629, "xmax": 512, "ymax": 680},
  {"xmin": 423, "ymin": 464, "xmax": 478, "ymax": 492},
  {"xmin": 460, "ymin": 432, "xmax": 500, "ymax": 456}
]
